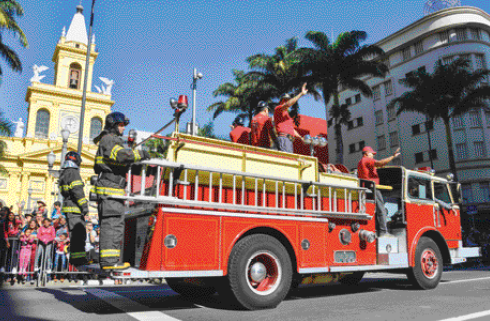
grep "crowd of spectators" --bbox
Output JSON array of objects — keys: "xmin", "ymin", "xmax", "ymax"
[{"xmin": 0, "ymin": 200, "xmax": 100, "ymax": 284}]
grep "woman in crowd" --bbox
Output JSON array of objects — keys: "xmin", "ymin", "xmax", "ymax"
[{"xmin": 5, "ymin": 207, "xmax": 22, "ymax": 275}]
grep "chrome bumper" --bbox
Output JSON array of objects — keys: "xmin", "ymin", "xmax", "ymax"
[{"xmin": 450, "ymin": 241, "xmax": 481, "ymax": 264}]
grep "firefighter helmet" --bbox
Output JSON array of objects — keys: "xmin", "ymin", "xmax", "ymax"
[
  {"xmin": 280, "ymin": 93, "xmax": 291, "ymax": 101},
  {"xmin": 232, "ymin": 116, "xmax": 245, "ymax": 127},
  {"xmin": 105, "ymin": 112, "xmax": 130, "ymax": 130},
  {"xmin": 64, "ymin": 151, "xmax": 82, "ymax": 167}
]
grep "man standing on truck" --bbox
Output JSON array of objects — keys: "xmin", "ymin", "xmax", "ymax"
[
  {"xmin": 357, "ymin": 146, "xmax": 400, "ymax": 237},
  {"xmin": 58, "ymin": 151, "xmax": 89, "ymax": 266},
  {"xmin": 274, "ymin": 83, "xmax": 308, "ymax": 153},
  {"xmin": 93, "ymin": 112, "xmax": 151, "ymax": 270},
  {"xmin": 251, "ymin": 101, "xmax": 277, "ymax": 148},
  {"xmin": 229, "ymin": 116, "xmax": 251, "ymax": 145}
]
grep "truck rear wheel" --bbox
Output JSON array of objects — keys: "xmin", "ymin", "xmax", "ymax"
[
  {"xmin": 407, "ymin": 237, "xmax": 443, "ymax": 290},
  {"xmin": 166, "ymin": 277, "xmax": 216, "ymax": 297},
  {"xmin": 222, "ymin": 234, "xmax": 293, "ymax": 310},
  {"xmin": 339, "ymin": 272, "xmax": 365, "ymax": 286}
]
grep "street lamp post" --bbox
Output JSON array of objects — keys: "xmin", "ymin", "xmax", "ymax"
[
  {"xmin": 60, "ymin": 128, "xmax": 70, "ymax": 167},
  {"xmin": 26, "ymin": 188, "xmax": 33, "ymax": 214},
  {"xmin": 189, "ymin": 68, "xmax": 203, "ymax": 136},
  {"xmin": 77, "ymin": 0, "xmax": 97, "ymax": 154}
]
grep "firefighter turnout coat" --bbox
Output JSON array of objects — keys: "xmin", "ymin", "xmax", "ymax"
[
  {"xmin": 59, "ymin": 167, "xmax": 89, "ymax": 263},
  {"xmin": 93, "ymin": 132, "xmax": 148, "ymax": 266}
]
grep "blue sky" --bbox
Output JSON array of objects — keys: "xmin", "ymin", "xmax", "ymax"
[{"xmin": 2, "ymin": 0, "xmax": 490, "ymax": 139}]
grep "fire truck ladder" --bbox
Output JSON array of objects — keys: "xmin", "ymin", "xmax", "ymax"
[{"xmin": 121, "ymin": 159, "xmax": 370, "ymax": 221}]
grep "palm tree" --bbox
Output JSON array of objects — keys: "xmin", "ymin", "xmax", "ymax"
[
  {"xmin": 388, "ymin": 58, "xmax": 490, "ymax": 181},
  {"xmin": 329, "ymin": 104, "xmax": 351, "ymax": 164},
  {"xmin": 0, "ymin": 111, "xmax": 12, "ymax": 174},
  {"xmin": 197, "ymin": 121, "xmax": 218, "ymax": 139},
  {"xmin": 298, "ymin": 31, "xmax": 388, "ymax": 163},
  {"xmin": 0, "ymin": 0, "xmax": 28, "ymax": 76}
]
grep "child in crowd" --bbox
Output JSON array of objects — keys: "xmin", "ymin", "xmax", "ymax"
[
  {"xmin": 31, "ymin": 200, "xmax": 47, "ymax": 218},
  {"xmin": 18, "ymin": 228, "xmax": 36, "ymax": 283},
  {"xmin": 54, "ymin": 216, "xmax": 68, "ymax": 238},
  {"xmin": 35, "ymin": 218, "xmax": 55, "ymax": 273},
  {"xmin": 53, "ymin": 233, "xmax": 69, "ymax": 281},
  {"xmin": 51, "ymin": 201, "xmax": 63, "ymax": 220}
]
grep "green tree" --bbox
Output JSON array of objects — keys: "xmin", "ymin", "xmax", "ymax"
[
  {"xmin": 197, "ymin": 121, "xmax": 218, "ymax": 139},
  {"xmin": 299, "ymin": 31, "xmax": 388, "ymax": 163},
  {"xmin": 0, "ymin": 111, "xmax": 12, "ymax": 174},
  {"xmin": 329, "ymin": 104, "xmax": 351, "ymax": 164},
  {"xmin": 0, "ymin": 0, "xmax": 28, "ymax": 76},
  {"xmin": 388, "ymin": 58, "xmax": 490, "ymax": 181}
]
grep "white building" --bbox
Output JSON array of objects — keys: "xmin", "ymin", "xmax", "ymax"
[{"xmin": 330, "ymin": 6, "xmax": 490, "ymax": 222}]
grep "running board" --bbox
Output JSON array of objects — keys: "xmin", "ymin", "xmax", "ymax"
[{"xmin": 75, "ymin": 264, "xmax": 224, "ymax": 279}]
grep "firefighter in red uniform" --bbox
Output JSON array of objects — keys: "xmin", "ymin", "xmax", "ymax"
[
  {"xmin": 357, "ymin": 146, "xmax": 400, "ymax": 237},
  {"xmin": 93, "ymin": 112, "xmax": 150, "ymax": 270},
  {"xmin": 274, "ymin": 83, "xmax": 308, "ymax": 153},
  {"xmin": 251, "ymin": 101, "xmax": 277, "ymax": 148},
  {"xmin": 229, "ymin": 116, "xmax": 251, "ymax": 144},
  {"xmin": 59, "ymin": 151, "xmax": 89, "ymax": 266}
]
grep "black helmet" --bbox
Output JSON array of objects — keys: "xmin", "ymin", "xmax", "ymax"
[
  {"xmin": 280, "ymin": 93, "xmax": 291, "ymax": 101},
  {"xmin": 232, "ymin": 116, "xmax": 245, "ymax": 127},
  {"xmin": 256, "ymin": 101, "xmax": 269, "ymax": 111},
  {"xmin": 105, "ymin": 112, "xmax": 129, "ymax": 130},
  {"xmin": 65, "ymin": 151, "xmax": 82, "ymax": 167}
]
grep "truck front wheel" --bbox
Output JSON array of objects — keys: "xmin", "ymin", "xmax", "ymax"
[
  {"xmin": 222, "ymin": 234, "xmax": 293, "ymax": 310},
  {"xmin": 407, "ymin": 237, "xmax": 443, "ymax": 290}
]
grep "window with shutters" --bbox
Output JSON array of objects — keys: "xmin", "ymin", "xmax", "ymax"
[
  {"xmin": 414, "ymin": 41, "xmax": 424, "ymax": 55},
  {"xmin": 35, "ymin": 109, "xmax": 50, "ymax": 139},
  {"xmin": 375, "ymin": 110, "xmax": 384, "ymax": 125},
  {"xmin": 357, "ymin": 117, "xmax": 363, "ymax": 127},
  {"xmin": 373, "ymin": 85, "xmax": 381, "ymax": 101},
  {"xmin": 384, "ymin": 80, "xmax": 393, "ymax": 96},
  {"xmin": 387, "ymin": 105, "xmax": 396, "ymax": 121},
  {"xmin": 439, "ymin": 30, "xmax": 450, "ymax": 44},
  {"xmin": 389, "ymin": 131, "xmax": 399, "ymax": 147},
  {"xmin": 402, "ymin": 47, "xmax": 412, "ymax": 61},
  {"xmin": 349, "ymin": 143, "xmax": 356, "ymax": 154},
  {"xmin": 355, "ymin": 94, "xmax": 361, "ymax": 103},
  {"xmin": 474, "ymin": 141, "xmax": 486, "ymax": 157},
  {"xmin": 456, "ymin": 28, "xmax": 467, "ymax": 42},
  {"xmin": 471, "ymin": 28, "xmax": 482, "ymax": 41},
  {"xmin": 378, "ymin": 135, "xmax": 386, "ymax": 150},
  {"xmin": 347, "ymin": 121, "xmax": 354, "ymax": 130},
  {"xmin": 453, "ymin": 115, "xmax": 464, "ymax": 128},
  {"xmin": 456, "ymin": 143, "xmax": 468, "ymax": 160},
  {"xmin": 469, "ymin": 111, "xmax": 482, "ymax": 127}
]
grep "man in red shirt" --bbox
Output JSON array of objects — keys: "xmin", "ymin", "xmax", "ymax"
[
  {"xmin": 357, "ymin": 146, "xmax": 401, "ymax": 237},
  {"xmin": 251, "ymin": 101, "xmax": 277, "ymax": 148},
  {"xmin": 229, "ymin": 117, "xmax": 251, "ymax": 145},
  {"xmin": 274, "ymin": 83, "xmax": 308, "ymax": 153}
]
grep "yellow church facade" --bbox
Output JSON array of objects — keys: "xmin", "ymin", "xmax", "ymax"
[{"xmin": 0, "ymin": 5, "xmax": 114, "ymax": 214}]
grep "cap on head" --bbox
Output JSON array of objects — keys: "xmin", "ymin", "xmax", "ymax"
[
  {"xmin": 362, "ymin": 146, "xmax": 377, "ymax": 155},
  {"xmin": 37, "ymin": 199, "xmax": 46, "ymax": 206}
]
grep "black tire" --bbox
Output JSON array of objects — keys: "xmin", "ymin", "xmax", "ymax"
[
  {"xmin": 166, "ymin": 277, "xmax": 216, "ymax": 297},
  {"xmin": 339, "ymin": 272, "xmax": 365, "ymax": 286},
  {"xmin": 407, "ymin": 237, "xmax": 443, "ymax": 290},
  {"xmin": 220, "ymin": 234, "xmax": 293, "ymax": 310}
]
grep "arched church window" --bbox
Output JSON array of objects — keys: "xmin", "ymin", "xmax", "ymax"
[
  {"xmin": 90, "ymin": 117, "xmax": 102, "ymax": 140},
  {"xmin": 68, "ymin": 63, "xmax": 82, "ymax": 89},
  {"xmin": 35, "ymin": 109, "xmax": 50, "ymax": 139}
]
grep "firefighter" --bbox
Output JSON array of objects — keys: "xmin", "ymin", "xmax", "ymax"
[
  {"xmin": 229, "ymin": 116, "xmax": 251, "ymax": 144},
  {"xmin": 93, "ymin": 112, "xmax": 151, "ymax": 270},
  {"xmin": 251, "ymin": 101, "xmax": 277, "ymax": 148},
  {"xmin": 58, "ymin": 151, "xmax": 89, "ymax": 266}
]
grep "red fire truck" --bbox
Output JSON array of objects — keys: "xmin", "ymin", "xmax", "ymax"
[{"xmin": 83, "ymin": 133, "xmax": 479, "ymax": 310}]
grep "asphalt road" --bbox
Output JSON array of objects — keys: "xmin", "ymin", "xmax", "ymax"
[{"xmin": 2, "ymin": 266, "xmax": 490, "ymax": 321}]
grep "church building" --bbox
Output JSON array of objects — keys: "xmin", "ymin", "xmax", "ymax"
[{"xmin": 0, "ymin": 4, "xmax": 114, "ymax": 214}]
